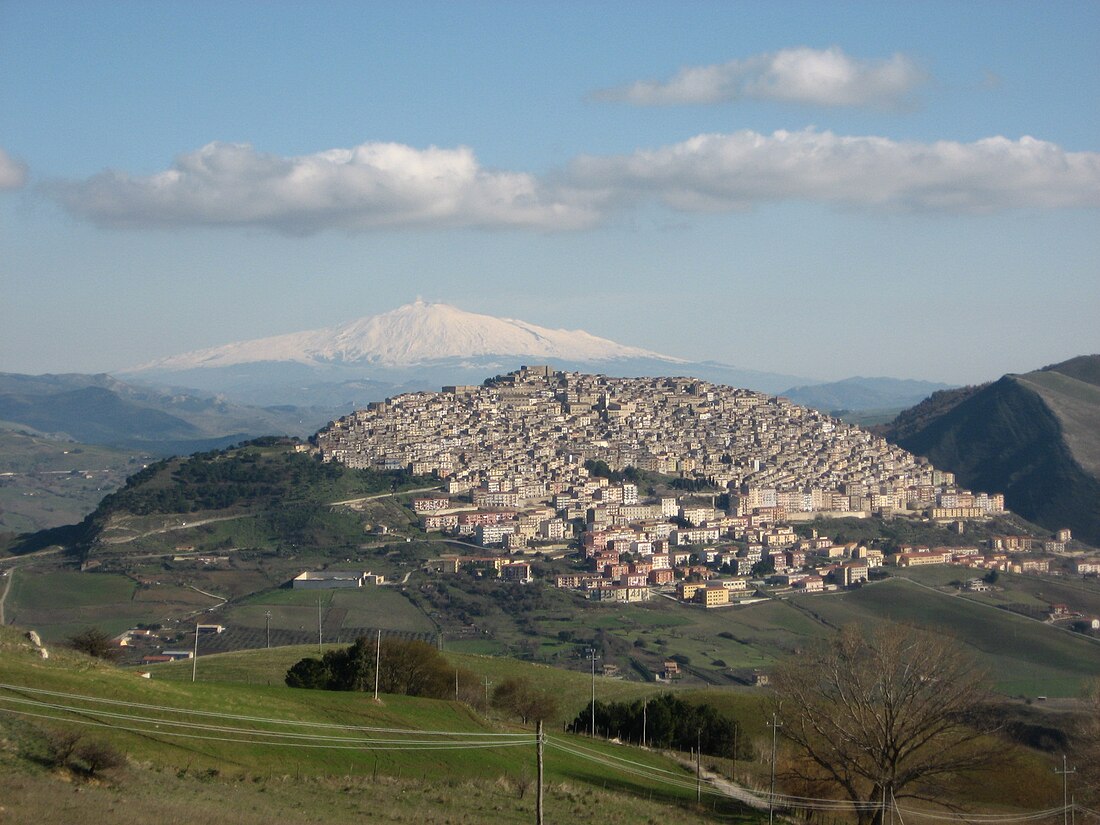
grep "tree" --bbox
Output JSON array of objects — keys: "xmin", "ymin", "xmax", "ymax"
[
  {"xmin": 284, "ymin": 637, "xmax": 464, "ymax": 700},
  {"xmin": 491, "ymin": 676, "xmax": 558, "ymax": 725},
  {"xmin": 770, "ymin": 623, "xmax": 1000, "ymax": 824},
  {"xmin": 68, "ymin": 627, "xmax": 117, "ymax": 660}
]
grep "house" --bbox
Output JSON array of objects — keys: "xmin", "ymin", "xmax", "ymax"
[
  {"xmin": 677, "ymin": 581, "xmax": 705, "ymax": 602},
  {"xmin": 695, "ymin": 584, "xmax": 730, "ymax": 607},
  {"xmin": 839, "ymin": 561, "xmax": 869, "ymax": 586},
  {"xmin": 292, "ymin": 571, "xmax": 373, "ymax": 589}
]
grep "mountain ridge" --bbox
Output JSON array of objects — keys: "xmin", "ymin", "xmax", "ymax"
[{"xmin": 878, "ymin": 355, "xmax": 1100, "ymax": 545}]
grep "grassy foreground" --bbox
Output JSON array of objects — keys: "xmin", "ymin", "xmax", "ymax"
[{"xmin": 0, "ymin": 626, "xmax": 761, "ymax": 824}]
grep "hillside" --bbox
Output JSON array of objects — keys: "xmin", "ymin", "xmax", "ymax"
[
  {"xmin": 0, "ymin": 427, "xmax": 153, "ymax": 533},
  {"xmin": 879, "ymin": 356, "xmax": 1100, "ymax": 545},
  {"xmin": 0, "ymin": 626, "xmax": 747, "ymax": 824},
  {"xmin": 33, "ymin": 439, "xmax": 438, "ymax": 560}
]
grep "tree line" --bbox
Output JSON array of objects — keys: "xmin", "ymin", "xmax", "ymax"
[{"xmin": 568, "ymin": 693, "xmax": 747, "ymax": 759}]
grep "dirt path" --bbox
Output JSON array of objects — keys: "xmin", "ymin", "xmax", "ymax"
[
  {"xmin": 328, "ymin": 486, "xmax": 441, "ymax": 507},
  {"xmin": 100, "ymin": 514, "xmax": 247, "ymax": 544}
]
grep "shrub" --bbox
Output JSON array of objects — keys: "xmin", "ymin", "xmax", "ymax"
[
  {"xmin": 68, "ymin": 627, "xmax": 117, "ymax": 660},
  {"xmin": 74, "ymin": 740, "xmax": 126, "ymax": 775}
]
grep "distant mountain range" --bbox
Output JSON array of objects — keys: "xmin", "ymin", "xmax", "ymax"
[
  {"xmin": 779, "ymin": 376, "xmax": 955, "ymax": 415},
  {"xmin": 877, "ymin": 355, "xmax": 1100, "ymax": 546},
  {"xmin": 0, "ymin": 372, "xmax": 333, "ymax": 455}
]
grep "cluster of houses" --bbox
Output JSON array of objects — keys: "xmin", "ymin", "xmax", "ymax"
[{"xmin": 317, "ymin": 366, "xmax": 1005, "ymax": 530}]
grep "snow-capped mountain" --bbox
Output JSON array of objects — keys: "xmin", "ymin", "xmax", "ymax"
[
  {"xmin": 119, "ymin": 301, "xmax": 812, "ymax": 407},
  {"xmin": 131, "ymin": 300, "xmax": 679, "ymax": 371}
]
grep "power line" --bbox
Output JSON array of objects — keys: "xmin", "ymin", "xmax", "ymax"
[{"xmin": 0, "ymin": 683, "xmax": 528, "ymax": 737}]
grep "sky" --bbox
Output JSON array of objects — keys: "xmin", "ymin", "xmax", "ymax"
[{"xmin": 1, "ymin": 1, "xmax": 1098, "ymax": 386}]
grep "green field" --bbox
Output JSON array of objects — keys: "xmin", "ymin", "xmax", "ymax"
[
  {"xmin": 4, "ymin": 570, "xmax": 147, "ymax": 641},
  {"xmin": 791, "ymin": 577, "xmax": 1100, "ymax": 696},
  {"xmin": 0, "ymin": 626, "xmax": 758, "ymax": 824}
]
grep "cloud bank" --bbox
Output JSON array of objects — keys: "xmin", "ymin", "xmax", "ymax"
[
  {"xmin": 0, "ymin": 148, "xmax": 28, "ymax": 190},
  {"xmin": 569, "ymin": 129, "xmax": 1100, "ymax": 213},
  {"xmin": 54, "ymin": 141, "xmax": 598, "ymax": 233},
  {"xmin": 52, "ymin": 131, "xmax": 1100, "ymax": 233},
  {"xmin": 591, "ymin": 47, "xmax": 925, "ymax": 108}
]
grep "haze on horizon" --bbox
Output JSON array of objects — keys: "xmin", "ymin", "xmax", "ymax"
[{"xmin": 1, "ymin": 1, "xmax": 1098, "ymax": 387}]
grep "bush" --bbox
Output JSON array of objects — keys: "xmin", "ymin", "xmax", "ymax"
[
  {"xmin": 68, "ymin": 628, "xmax": 117, "ymax": 660},
  {"xmin": 43, "ymin": 729, "xmax": 82, "ymax": 767},
  {"xmin": 74, "ymin": 740, "xmax": 126, "ymax": 775}
]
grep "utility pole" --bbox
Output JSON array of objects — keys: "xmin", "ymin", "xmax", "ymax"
[
  {"xmin": 191, "ymin": 622, "xmax": 199, "ymax": 682},
  {"xmin": 483, "ymin": 676, "xmax": 493, "ymax": 706},
  {"xmin": 768, "ymin": 713, "xmax": 782, "ymax": 825},
  {"xmin": 317, "ymin": 596, "xmax": 323, "ymax": 653},
  {"xmin": 696, "ymin": 728, "xmax": 702, "ymax": 802},
  {"xmin": 373, "ymin": 629, "xmax": 381, "ymax": 701},
  {"xmin": 535, "ymin": 720, "xmax": 544, "ymax": 825},
  {"xmin": 641, "ymin": 698, "xmax": 647, "ymax": 748},
  {"xmin": 732, "ymin": 723, "xmax": 737, "ymax": 784},
  {"xmin": 587, "ymin": 648, "xmax": 598, "ymax": 737},
  {"xmin": 264, "ymin": 610, "xmax": 271, "ymax": 649},
  {"xmin": 1056, "ymin": 754, "xmax": 1076, "ymax": 825}
]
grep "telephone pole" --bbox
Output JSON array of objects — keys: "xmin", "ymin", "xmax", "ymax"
[
  {"xmin": 373, "ymin": 629, "xmax": 381, "ymax": 701},
  {"xmin": 586, "ymin": 648, "xmax": 599, "ymax": 737},
  {"xmin": 768, "ymin": 713, "xmax": 782, "ymax": 825},
  {"xmin": 1055, "ymin": 754, "xmax": 1076, "ymax": 825},
  {"xmin": 264, "ymin": 610, "xmax": 271, "ymax": 649},
  {"xmin": 535, "ymin": 720, "xmax": 544, "ymax": 825},
  {"xmin": 696, "ymin": 728, "xmax": 702, "ymax": 802}
]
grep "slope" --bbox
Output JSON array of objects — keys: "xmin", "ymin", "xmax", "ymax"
[
  {"xmin": 881, "ymin": 355, "xmax": 1100, "ymax": 545},
  {"xmin": 0, "ymin": 625, "xmax": 755, "ymax": 824}
]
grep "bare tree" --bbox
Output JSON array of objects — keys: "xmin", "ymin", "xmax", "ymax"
[
  {"xmin": 770, "ymin": 623, "xmax": 1000, "ymax": 824},
  {"xmin": 1074, "ymin": 678, "xmax": 1100, "ymax": 804}
]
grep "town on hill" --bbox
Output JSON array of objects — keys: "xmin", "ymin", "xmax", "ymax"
[{"xmin": 313, "ymin": 366, "xmax": 1096, "ymax": 607}]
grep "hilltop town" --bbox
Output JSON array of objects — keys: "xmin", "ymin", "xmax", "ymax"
[{"xmin": 312, "ymin": 367, "xmax": 1100, "ymax": 610}]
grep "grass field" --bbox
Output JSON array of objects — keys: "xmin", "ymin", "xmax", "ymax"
[
  {"xmin": 4, "ymin": 570, "xmax": 147, "ymax": 641},
  {"xmin": 791, "ymin": 577, "xmax": 1100, "ymax": 696},
  {"xmin": 0, "ymin": 626, "xmax": 759, "ymax": 824}
]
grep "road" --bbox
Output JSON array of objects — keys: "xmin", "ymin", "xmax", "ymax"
[
  {"xmin": 328, "ymin": 486, "xmax": 441, "ymax": 507},
  {"xmin": 668, "ymin": 753, "xmax": 769, "ymax": 809}
]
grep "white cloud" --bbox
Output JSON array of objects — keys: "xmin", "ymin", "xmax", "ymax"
[
  {"xmin": 0, "ymin": 147, "xmax": 28, "ymax": 190},
  {"xmin": 567, "ymin": 129, "xmax": 1100, "ymax": 213},
  {"xmin": 592, "ymin": 47, "xmax": 926, "ymax": 108},
  {"xmin": 54, "ymin": 141, "xmax": 598, "ymax": 233},
  {"xmin": 53, "ymin": 132, "xmax": 1100, "ymax": 233}
]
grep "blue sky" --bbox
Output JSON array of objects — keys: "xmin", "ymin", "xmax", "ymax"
[{"xmin": 1, "ymin": 1, "xmax": 1097, "ymax": 384}]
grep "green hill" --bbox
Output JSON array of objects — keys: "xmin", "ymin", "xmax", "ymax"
[
  {"xmin": 2, "ymin": 438, "xmax": 438, "ymax": 559},
  {"xmin": 879, "ymin": 355, "xmax": 1100, "ymax": 545}
]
